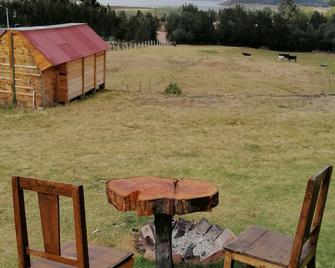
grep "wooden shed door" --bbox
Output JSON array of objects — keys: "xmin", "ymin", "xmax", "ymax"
[{"xmin": 57, "ymin": 72, "xmax": 68, "ymax": 103}]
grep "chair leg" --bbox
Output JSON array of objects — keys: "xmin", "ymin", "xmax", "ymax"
[
  {"xmin": 224, "ymin": 252, "xmax": 234, "ymax": 268},
  {"xmin": 307, "ymin": 256, "xmax": 316, "ymax": 268}
]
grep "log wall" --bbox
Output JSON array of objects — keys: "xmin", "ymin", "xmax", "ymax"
[{"xmin": 0, "ymin": 32, "xmax": 44, "ymax": 108}]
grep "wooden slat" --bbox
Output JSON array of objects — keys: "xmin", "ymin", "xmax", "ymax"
[
  {"xmin": 244, "ymin": 229, "xmax": 292, "ymax": 266},
  {"xmin": 73, "ymin": 186, "xmax": 89, "ymax": 268},
  {"xmin": 94, "ymin": 54, "xmax": 97, "ymax": 89},
  {"xmin": 81, "ymin": 58, "xmax": 85, "ymax": 96},
  {"xmin": 27, "ymin": 248, "xmax": 77, "ymax": 266},
  {"xmin": 12, "ymin": 176, "xmax": 31, "ymax": 268},
  {"xmin": 30, "ymin": 242, "xmax": 134, "ymax": 268},
  {"xmin": 84, "ymin": 55, "xmax": 94, "ymax": 92},
  {"xmin": 38, "ymin": 193, "xmax": 61, "ymax": 255},
  {"xmin": 17, "ymin": 177, "xmax": 74, "ymax": 197},
  {"xmin": 224, "ymin": 226, "xmax": 267, "ymax": 254},
  {"xmin": 0, "ymin": 90, "xmax": 34, "ymax": 97},
  {"xmin": 103, "ymin": 51, "xmax": 106, "ymax": 85},
  {"xmin": 67, "ymin": 59, "xmax": 83, "ymax": 100}
]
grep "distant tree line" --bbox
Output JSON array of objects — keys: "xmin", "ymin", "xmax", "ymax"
[
  {"xmin": 0, "ymin": 0, "xmax": 159, "ymax": 42},
  {"xmin": 167, "ymin": 1, "xmax": 335, "ymax": 51},
  {"xmin": 1, "ymin": 0, "xmax": 334, "ymax": 52}
]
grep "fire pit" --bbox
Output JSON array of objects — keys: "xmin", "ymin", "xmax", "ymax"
[{"xmin": 139, "ymin": 218, "xmax": 235, "ymax": 264}]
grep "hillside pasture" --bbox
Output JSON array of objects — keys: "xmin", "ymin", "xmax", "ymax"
[{"xmin": 0, "ymin": 45, "xmax": 335, "ymax": 268}]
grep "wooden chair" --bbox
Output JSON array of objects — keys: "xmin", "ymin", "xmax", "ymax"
[
  {"xmin": 223, "ymin": 165, "xmax": 333, "ymax": 268},
  {"xmin": 12, "ymin": 176, "xmax": 134, "ymax": 268}
]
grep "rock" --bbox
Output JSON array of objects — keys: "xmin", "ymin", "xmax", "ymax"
[
  {"xmin": 139, "ymin": 218, "xmax": 235, "ymax": 265},
  {"xmin": 139, "ymin": 236, "xmax": 155, "ymax": 251},
  {"xmin": 205, "ymin": 224, "xmax": 224, "ymax": 241},
  {"xmin": 184, "ymin": 244, "xmax": 196, "ymax": 261},
  {"xmin": 172, "ymin": 218, "xmax": 193, "ymax": 239},
  {"xmin": 214, "ymin": 229, "xmax": 236, "ymax": 250},
  {"xmin": 191, "ymin": 218, "xmax": 212, "ymax": 235},
  {"xmin": 193, "ymin": 237, "xmax": 216, "ymax": 260},
  {"xmin": 144, "ymin": 249, "xmax": 155, "ymax": 262},
  {"xmin": 201, "ymin": 249, "xmax": 225, "ymax": 264},
  {"xmin": 140, "ymin": 224, "xmax": 155, "ymax": 244}
]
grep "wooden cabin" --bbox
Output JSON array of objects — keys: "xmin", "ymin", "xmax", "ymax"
[{"xmin": 0, "ymin": 23, "xmax": 108, "ymax": 108}]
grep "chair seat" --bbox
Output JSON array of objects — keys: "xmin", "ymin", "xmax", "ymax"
[
  {"xmin": 31, "ymin": 241, "xmax": 134, "ymax": 268},
  {"xmin": 223, "ymin": 226, "xmax": 315, "ymax": 267}
]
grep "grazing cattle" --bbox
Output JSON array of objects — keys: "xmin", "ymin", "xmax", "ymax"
[
  {"xmin": 170, "ymin": 41, "xmax": 177, "ymax": 47},
  {"xmin": 277, "ymin": 55, "xmax": 285, "ymax": 61},
  {"xmin": 278, "ymin": 53, "xmax": 290, "ymax": 58},
  {"xmin": 277, "ymin": 53, "xmax": 297, "ymax": 62},
  {"xmin": 242, "ymin": 52, "xmax": 251, "ymax": 56},
  {"xmin": 287, "ymin": 55, "xmax": 297, "ymax": 62}
]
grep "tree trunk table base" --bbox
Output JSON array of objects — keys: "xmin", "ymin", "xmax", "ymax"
[{"xmin": 106, "ymin": 177, "xmax": 219, "ymax": 268}]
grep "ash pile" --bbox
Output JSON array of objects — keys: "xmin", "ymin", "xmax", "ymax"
[{"xmin": 138, "ymin": 218, "xmax": 235, "ymax": 264}]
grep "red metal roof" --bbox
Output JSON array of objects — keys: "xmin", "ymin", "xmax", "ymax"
[{"xmin": 17, "ymin": 23, "xmax": 108, "ymax": 66}]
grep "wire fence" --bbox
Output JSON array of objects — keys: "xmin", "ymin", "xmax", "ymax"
[
  {"xmin": 108, "ymin": 40, "xmax": 168, "ymax": 51},
  {"xmin": 106, "ymin": 47, "xmax": 209, "ymax": 93}
]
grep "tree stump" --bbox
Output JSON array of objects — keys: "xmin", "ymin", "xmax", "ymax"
[{"xmin": 106, "ymin": 177, "xmax": 219, "ymax": 268}]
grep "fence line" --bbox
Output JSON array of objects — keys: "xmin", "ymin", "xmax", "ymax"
[
  {"xmin": 106, "ymin": 50, "xmax": 208, "ymax": 93},
  {"xmin": 108, "ymin": 40, "xmax": 169, "ymax": 51}
]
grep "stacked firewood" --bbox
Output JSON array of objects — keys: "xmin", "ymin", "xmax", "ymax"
[{"xmin": 138, "ymin": 218, "xmax": 235, "ymax": 264}]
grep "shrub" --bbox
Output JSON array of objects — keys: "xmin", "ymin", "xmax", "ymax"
[{"xmin": 164, "ymin": 83, "xmax": 182, "ymax": 96}]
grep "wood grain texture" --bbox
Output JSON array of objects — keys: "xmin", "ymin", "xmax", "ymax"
[
  {"xmin": 38, "ymin": 193, "xmax": 61, "ymax": 255},
  {"xmin": 106, "ymin": 177, "xmax": 219, "ymax": 216},
  {"xmin": 30, "ymin": 241, "xmax": 134, "ymax": 268}
]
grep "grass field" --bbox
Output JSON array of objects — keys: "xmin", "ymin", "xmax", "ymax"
[{"xmin": 0, "ymin": 45, "xmax": 335, "ymax": 268}]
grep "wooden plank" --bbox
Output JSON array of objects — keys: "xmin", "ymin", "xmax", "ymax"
[
  {"xmin": 17, "ymin": 176, "xmax": 74, "ymax": 197},
  {"xmin": 27, "ymin": 248, "xmax": 77, "ymax": 266},
  {"xmin": 57, "ymin": 71, "xmax": 68, "ymax": 103},
  {"xmin": 9, "ymin": 32, "xmax": 17, "ymax": 105},
  {"xmin": 103, "ymin": 51, "xmax": 106, "ymax": 85},
  {"xmin": 12, "ymin": 176, "xmax": 31, "ymax": 268},
  {"xmin": 38, "ymin": 193, "xmax": 61, "ymax": 255},
  {"xmin": 31, "ymin": 242, "xmax": 134, "ymax": 268},
  {"xmin": 72, "ymin": 186, "xmax": 89, "ymax": 268},
  {"xmin": 84, "ymin": 55, "xmax": 95, "ymax": 92},
  {"xmin": 82, "ymin": 58, "xmax": 85, "ymax": 96},
  {"xmin": 67, "ymin": 59, "xmax": 83, "ymax": 100},
  {"xmin": 94, "ymin": 54, "xmax": 97, "ymax": 89},
  {"xmin": 16, "ymin": 85, "xmax": 34, "ymax": 90},
  {"xmin": 224, "ymin": 226, "xmax": 267, "ymax": 254},
  {"xmin": 244, "ymin": 229, "xmax": 292, "ymax": 266},
  {"xmin": 96, "ymin": 53, "xmax": 104, "ymax": 86},
  {"xmin": 0, "ymin": 90, "xmax": 34, "ymax": 97},
  {"xmin": 0, "ymin": 63, "xmax": 37, "ymax": 69}
]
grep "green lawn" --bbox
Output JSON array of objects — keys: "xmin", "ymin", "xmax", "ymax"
[{"xmin": 0, "ymin": 45, "xmax": 335, "ymax": 267}]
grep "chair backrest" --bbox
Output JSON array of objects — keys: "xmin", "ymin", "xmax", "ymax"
[
  {"xmin": 289, "ymin": 165, "xmax": 333, "ymax": 267},
  {"xmin": 12, "ymin": 176, "xmax": 89, "ymax": 268}
]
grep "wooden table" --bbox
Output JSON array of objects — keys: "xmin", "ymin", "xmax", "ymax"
[{"xmin": 106, "ymin": 176, "xmax": 219, "ymax": 268}]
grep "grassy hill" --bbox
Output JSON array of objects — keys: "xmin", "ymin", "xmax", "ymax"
[{"xmin": 0, "ymin": 45, "xmax": 334, "ymax": 268}]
